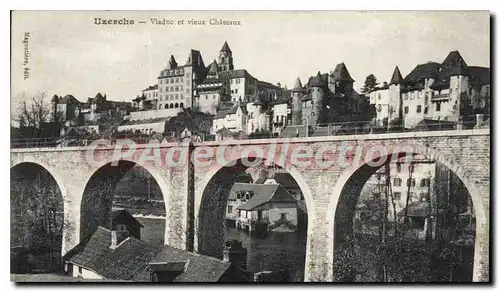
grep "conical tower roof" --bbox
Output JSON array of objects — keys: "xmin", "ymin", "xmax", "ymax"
[
  {"xmin": 441, "ymin": 50, "xmax": 469, "ymax": 77},
  {"xmin": 220, "ymin": 41, "xmax": 232, "ymax": 53},
  {"xmin": 309, "ymin": 72, "xmax": 325, "ymax": 87},
  {"xmin": 51, "ymin": 95, "xmax": 59, "ymax": 102},
  {"xmin": 292, "ymin": 77, "xmax": 303, "ymax": 91},
  {"xmin": 389, "ymin": 66, "xmax": 404, "ymax": 85},
  {"xmin": 331, "ymin": 63, "xmax": 354, "ymax": 83},
  {"xmin": 208, "ymin": 60, "xmax": 219, "ymax": 74}
]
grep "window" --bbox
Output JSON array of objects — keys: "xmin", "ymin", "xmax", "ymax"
[
  {"xmin": 159, "ymin": 104, "xmax": 163, "ymax": 109},
  {"xmin": 404, "ymin": 106, "xmax": 409, "ymax": 114},
  {"xmin": 419, "ymin": 192, "xmax": 428, "ymax": 202},
  {"xmin": 378, "ymin": 93, "xmax": 381, "ymax": 100},
  {"xmin": 394, "ymin": 178, "xmax": 402, "ymax": 186},
  {"xmin": 407, "ymin": 178, "xmax": 416, "ymax": 187},
  {"xmin": 436, "ymin": 103, "xmax": 441, "ymax": 112},
  {"xmin": 424, "ymin": 106, "xmax": 428, "ymax": 114},
  {"xmin": 396, "ymin": 163, "xmax": 402, "ymax": 173},
  {"xmin": 227, "ymin": 205, "xmax": 233, "ymax": 214},
  {"xmin": 420, "ymin": 178, "xmax": 430, "ymax": 187},
  {"xmin": 235, "ymin": 89, "xmax": 238, "ymax": 94},
  {"xmin": 79, "ymin": 267, "xmax": 83, "ymax": 274},
  {"xmin": 394, "ymin": 192, "xmax": 401, "ymax": 200},
  {"xmin": 416, "ymin": 105, "xmax": 422, "ymax": 113},
  {"xmin": 236, "ymin": 78, "xmax": 241, "ymax": 84}
]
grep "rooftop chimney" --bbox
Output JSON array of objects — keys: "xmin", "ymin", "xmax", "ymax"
[{"xmin": 110, "ymin": 230, "xmax": 129, "ymax": 250}]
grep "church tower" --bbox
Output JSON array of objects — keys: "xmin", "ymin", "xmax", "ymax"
[
  {"xmin": 291, "ymin": 77, "xmax": 304, "ymax": 125},
  {"xmin": 218, "ymin": 41, "xmax": 234, "ymax": 71}
]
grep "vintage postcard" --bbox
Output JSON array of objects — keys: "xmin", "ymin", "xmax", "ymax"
[{"xmin": 10, "ymin": 11, "xmax": 490, "ymax": 283}]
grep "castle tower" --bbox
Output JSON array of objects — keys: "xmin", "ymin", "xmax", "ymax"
[
  {"xmin": 389, "ymin": 66, "xmax": 404, "ymax": 123},
  {"xmin": 441, "ymin": 50, "xmax": 470, "ymax": 121},
  {"xmin": 51, "ymin": 95, "xmax": 59, "ymax": 122},
  {"xmin": 253, "ymin": 95, "xmax": 264, "ymax": 131},
  {"xmin": 309, "ymin": 72, "xmax": 325, "ymax": 126},
  {"xmin": 218, "ymin": 41, "xmax": 234, "ymax": 71},
  {"xmin": 291, "ymin": 77, "xmax": 304, "ymax": 125},
  {"xmin": 330, "ymin": 63, "xmax": 355, "ymax": 94}
]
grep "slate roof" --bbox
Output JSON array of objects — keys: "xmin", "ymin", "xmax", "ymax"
[
  {"xmin": 389, "ymin": 66, "xmax": 404, "ymax": 85},
  {"xmin": 257, "ymin": 80, "xmax": 281, "ymax": 90},
  {"xmin": 215, "ymin": 103, "xmax": 247, "ymax": 119},
  {"xmin": 185, "ymin": 49, "xmax": 205, "ymax": 68},
  {"xmin": 309, "ymin": 72, "xmax": 325, "ymax": 87},
  {"xmin": 144, "ymin": 245, "xmax": 231, "ymax": 282},
  {"xmin": 404, "ymin": 62, "xmax": 441, "ymax": 84},
  {"xmin": 166, "ymin": 55, "xmax": 178, "ymax": 69},
  {"xmin": 59, "ymin": 94, "xmax": 81, "ymax": 104},
  {"xmin": 207, "ymin": 60, "xmax": 219, "ymax": 74},
  {"xmin": 219, "ymin": 69, "xmax": 255, "ymax": 80},
  {"xmin": 220, "ymin": 41, "xmax": 232, "ymax": 53},
  {"xmin": 292, "ymin": 77, "xmax": 303, "ymax": 91},
  {"xmin": 66, "ymin": 227, "xmax": 232, "ymax": 282},
  {"xmin": 468, "ymin": 66, "xmax": 490, "ymax": 87},
  {"xmin": 331, "ymin": 63, "xmax": 355, "ymax": 83},
  {"xmin": 229, "ymin": 183, "xmax": 297, "ymax": 211},
  {"xmin": 440, "ymin": 50, "xmax": 469, "ymax": 78},
  {"xmin": 271, "ymin": 90, "xmax": 291, "ymax": 105}
]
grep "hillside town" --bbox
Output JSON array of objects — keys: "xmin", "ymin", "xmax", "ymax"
[
  {"xmin": 13, "ymin": 41, "xmax": 489, "ymax": 147},
  {"xmin": 11, "ymin": 38, "xmax": 490, "ymax": 282}
]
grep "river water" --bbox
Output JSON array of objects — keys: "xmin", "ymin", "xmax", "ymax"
[{"xmin": 224, "ymin": 227, "xmax": 307, "ymax": 281}]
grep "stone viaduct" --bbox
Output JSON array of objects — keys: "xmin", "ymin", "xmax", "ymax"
[{"xmin": 10, "ymin": 129, "xmax": 490, "ymax": 282}]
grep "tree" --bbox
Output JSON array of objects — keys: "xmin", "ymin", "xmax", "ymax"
[
  {"xmin": 13, "ymin": 92, "xmax": 55, "ymax": 139},
  {"xmin": 361, "ymin": 74, "xmax": 379, "ymax": 94},
  {"xmin": 11, "ymin": 168, "xmax": 64, "ymax": 272}
]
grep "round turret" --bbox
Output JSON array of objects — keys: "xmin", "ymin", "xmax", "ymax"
[{"xmin": 291, "ymin": 77, "xmax": 304, "ymax": 125}]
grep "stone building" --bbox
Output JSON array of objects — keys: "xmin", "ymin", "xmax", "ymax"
[
  {"xmin": 194, "ymin": 60, "xmax": 230, "ymax": 115},
  {"xmin": 212, "ymin": 101, "xmax": 248, "ymax": 135},
  {"xmin": 132, "ymin": 85, "xmax": 158, "ymax": 110},
  {"xmin": 290, "ymin": 63, "xmax": 365, "ymax": 128},
  {"xmin": 226, "ymin": 183, "xmax": 299, "ymax": 233},
  {"xmin": 371, "ymin": 50, "xmax": 491, "ymax": 129}
]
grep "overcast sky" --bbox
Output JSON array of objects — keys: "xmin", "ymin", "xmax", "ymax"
[{"xmin": 11, "ymin": 11, "xmax": 490, "ymax": 111}]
